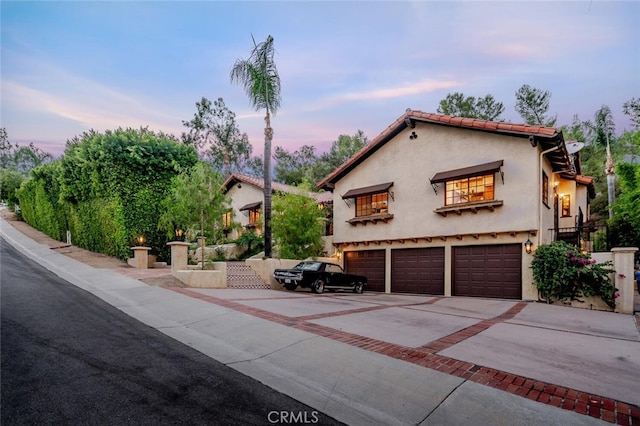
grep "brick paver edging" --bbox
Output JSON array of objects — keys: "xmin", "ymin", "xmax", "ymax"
[{"xmin": 169, "ymin": 288, "xmax": 640, "ymax": 425}]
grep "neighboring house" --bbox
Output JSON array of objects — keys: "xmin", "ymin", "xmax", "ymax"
[
  {"xmin": 222, "ymin": 173, "xmax": 333, "ymax": 241},
  {"xmin": 317, "ymin": 110, "xmax": 596, "ymax": 301}
]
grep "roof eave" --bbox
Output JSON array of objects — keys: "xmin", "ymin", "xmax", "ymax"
[{"xmin": 317, "ymin": 110, "xmax": 566, "ymax": 190}]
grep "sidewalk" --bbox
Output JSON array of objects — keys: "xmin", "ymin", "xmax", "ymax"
[{"xmin": 2, "ymin": 214, "xmax": 639, "ymax": 425}]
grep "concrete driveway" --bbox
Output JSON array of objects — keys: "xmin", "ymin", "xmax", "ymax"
[
  {"xmin": 179, "ymin": 288, "xmax": 640, "ymax": 419},
  {"xmin": 2, "ymin": 213, "xmax": 640, "ymax": 425}
]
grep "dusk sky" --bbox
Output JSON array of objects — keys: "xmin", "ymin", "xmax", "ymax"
[{"xmin": 1, "ymin": 1, "xmax": 638, "ymax": 158}]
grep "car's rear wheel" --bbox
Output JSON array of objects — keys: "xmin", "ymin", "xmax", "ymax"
[
  {"xmin": 312, "ymin": 279, "xmax": 325, "ymax": 294},
  {"xmin": 353, "ymin": 282, "xmax": 364, "ymax": 294}
]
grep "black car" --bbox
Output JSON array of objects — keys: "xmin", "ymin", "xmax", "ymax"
[{"xmin": 273, "ymin": 261, "xmax": 367, "ymax": 294}]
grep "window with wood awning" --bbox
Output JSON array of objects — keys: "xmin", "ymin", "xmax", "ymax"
[
  {"xmin": 342, "ymin": 182, "xmax": 394, "ymax": 224},
  {"xmin": 430, "ymin": 161, "xmax": 504, "ymax": 216},
  {"xmin": 239, "ymin": 201, "xmax": 262, "ymax": 225}
]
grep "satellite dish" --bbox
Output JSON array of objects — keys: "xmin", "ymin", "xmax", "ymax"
[{"xmin": 566, "ymin": 141, "xmax": 585, "ymax": 154}]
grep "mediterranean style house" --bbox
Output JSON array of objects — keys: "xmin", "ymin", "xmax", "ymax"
[
  {"xmin": 317, "ymin": 110, "xmax": 596, "ymax": 301},
  {"xmin": 222, "ymin": 173, "xmax": 333, "ymax": 243}
]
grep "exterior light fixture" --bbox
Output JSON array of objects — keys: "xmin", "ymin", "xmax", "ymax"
[
  {"xmin": 174, "ymin": 226, "xmax": 185, "ymax": 241},
  {"xmin": 524, "ymin": 234, "xmax": 533, "ymax": 254},
  {"xmin": 135, "ymin": 234, "xmax": 147, "ymax": 246}
]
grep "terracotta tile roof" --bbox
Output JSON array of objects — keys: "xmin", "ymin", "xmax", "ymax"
[
  {"xmin": 318, "ymin": 110, "xmax": 566, "ymax": 190},
  {"xmin": 223, "ymin": 173, "xmax": 332, "ymax": 203},
  {"xmin": 576, "ymin": 175, "xmax": 596, "ymax": 199}
]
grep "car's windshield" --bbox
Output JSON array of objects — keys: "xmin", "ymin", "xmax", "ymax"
[{"xmin": 293, "ymin": 262, "xmax": 321, "ymax": 271}]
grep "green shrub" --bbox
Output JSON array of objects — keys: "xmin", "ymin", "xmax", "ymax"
[
  {"xmin": 271, "ymin": 187, "xmax": 325, "ymax": 259},
  {"xmin": 531, "ymin": 241, "xmax": 617, "ymax": 309},
  {"xmin": 16, "ymin": 128, "xmax": 198, "ymax": 260},
  {"xmin": 0, "ymin": 168, "xmax": 25, "ymax": 210}
]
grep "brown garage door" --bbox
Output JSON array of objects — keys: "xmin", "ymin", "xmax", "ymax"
[
  {"xmin": 344, "ymin": 250, "xmax": 385, "ymax": 292},
  {"xmin": 453, "ymin": 244, "xmax": 522, "ymax": 299},
  {"xmin": 392, "ymin": 247, "xmax": 444, "ymax": 295}
]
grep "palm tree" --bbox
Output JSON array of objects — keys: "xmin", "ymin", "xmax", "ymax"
[{"xmin": 230, "ymin": 35, "xmax": 281, "ymax": 258}]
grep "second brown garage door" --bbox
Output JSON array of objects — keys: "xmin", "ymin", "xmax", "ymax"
[
  {"xmin": 344, "ymin": 250, "xmax": 385, "ymax": 292},
  {"xmin": 453, "ymin": 244, "xmax": 522, "ymax": 299},
  {"xmin": 392, "ymin": 247, "xmax": 444, "ymax": 295}
]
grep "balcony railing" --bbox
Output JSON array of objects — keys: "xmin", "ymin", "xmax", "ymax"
[{"xmin": 549, "ymin": 224, "xmax": 609, "ymax": 252}]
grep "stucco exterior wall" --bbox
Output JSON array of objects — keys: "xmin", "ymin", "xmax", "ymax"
[
  {"xmin": 226, "ymin": 183, "xmax": 263, "ymax": 239},
  {"xmin": 328, "ymin": 121, "xmax": 591, "ymax": 302},
  {"xmin": 539, "ymin": 160, "xmax": 556, "ymax": 246},
  {"xmin": 332, "ymin": 123, "xmax": 540, "ymax": 243}
]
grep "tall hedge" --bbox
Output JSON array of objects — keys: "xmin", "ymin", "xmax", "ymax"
[
  {"xmin": 17, "ymin": 162, "xmax": 67, "ymax": 241},
  {"xmin": 17, "ymin": 128, "xmax": 198, "ymax": 260}
]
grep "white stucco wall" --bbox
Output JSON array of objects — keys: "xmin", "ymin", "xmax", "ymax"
[
  {"xmin": 333, "ymin": 123, "xmax": 541, "ymax": 242},
  {"xmin": 329, "ymin": 122, "xmax": 589, "ymax": 301},
  {"xmin": 226, "ymin": 183, "xmax": 263, "ymax": 239}
]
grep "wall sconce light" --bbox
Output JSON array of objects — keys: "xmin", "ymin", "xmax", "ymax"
[
  {"xmin": 237, "ymin": 183, "xmax": 242, "ymax": 188},
  {"xmin": 409, "ymin": 131, "xmax": 418, "ymax": 140},
  {"xmin": 524, "ymin": 234, "xmax": 533, "ymax": 254},
  {"xmin": 135, "ymin": 234, "xmax": 147, "ymax": 246}
]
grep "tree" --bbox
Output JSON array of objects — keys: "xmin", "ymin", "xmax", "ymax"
[
  {"xmin": 514, "ymin": 84, "xmax": 557, "ymax": 127},
  {"xmin": 46, "ymin": 127, "xmax": 198, "ymax": 259},
  {"xmin": 272, "ymin": 185, "xmax": 325, "ymax": 259},
  {"xmin": 622, "ymin": 97, "xmax": 640, "ymax": 129},
  {"xmin": 158, "ymin": 162, "xmax": 229, "ymax": 268},
  {"xmin": 274, "ymin": 144, "xmax": 318, "ymax": 186},
  {"xmin": 0, "ymin": 168, "xmax": 25, "ymax": 209},
  {"xmin": 560, "ymin": 114, "xmax": 589, "ymax": 144},
  {"xmin": 617, "ymin": 129, "xmax": 640, "ymax": 163},
  {"xmin": 609, "ymin": 162, "xmax": 640, "ymax": 255},
  {"xmin": 437, "ymin": 92, "xmax": 504, "ymax": 121},
  {"xmin": 230, "ymin": 34, "xmax": 282, "ymax": 258},
  {"xmin": 320, "ymin": 130, "xmax": 368, "ymax": 171},
  {"xmin": 181, "ymin": 97, "xmax": 253, "ymax": 176},
  {"xmin": 242, "ymin": 156, "xmax": 264, "ymax": 178},
  {"xmin": 0, "ymin": 128, "xmax": 53, "ymax": 173},
  {"xmin": 12, "ymin": 143, "xmax": 53, "ymax": 173},
  {"xmin": 588, "ymin": 105, "xmax": 616, "ymax": 148},
  {"xmin": 273, "ymin": 130, "xmax": 369, "ymax": 187},
  {"xmin": 0, "ymin": 128, "xmax": 13, "ymax": 169}
]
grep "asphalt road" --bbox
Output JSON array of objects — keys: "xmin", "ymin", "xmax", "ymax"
[{"xmin": 0, "ymin": 238, "xmax": 342, "ymax": 426}]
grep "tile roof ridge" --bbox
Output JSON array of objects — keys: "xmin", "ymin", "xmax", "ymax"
[
  {"xmin": 317, "ymin": 109, "xmax": 562, "ymax": 189},
  {"xmin": 405, "ymin": 109, "xmax": 559, "ymax": 136}
]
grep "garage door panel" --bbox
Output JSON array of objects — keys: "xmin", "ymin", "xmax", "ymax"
[
  {"xmin": 453, "ymin": 244, "xmax": 522, "ymax": 299},
  {"xmin": 392, "ymin": 247, "xmax": 444, "ymax": 295},
  {"xmin": 345, "ymin": 250, "xmax": 385, "ymax": 292}
]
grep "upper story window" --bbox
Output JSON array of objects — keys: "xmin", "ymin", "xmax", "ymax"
[
  {"xmin": 342, "ymin": 182, "xmax": 394, "ymax": 225},
  {"xmin": 445, "ymin": 174, "xmax": 494, "ymax": 206},
  {"xmin": 356, "ymin": 192, "xmax": 388, "ymax": 217},
  {"xmin": 431, "ymin": 160, "xmax": 504, "ymax": 217},
  {"xmin": 542, "ymin": 172, "xmax": 549, "ymax": 207}
]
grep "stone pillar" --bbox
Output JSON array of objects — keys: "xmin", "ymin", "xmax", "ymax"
[
  {"xmin": 167, "ymin": 241, "xmax": 191, "ymax": 273},
  {"xmin": 612, "ymin": 247, "xmax": 638, "ymax": 314},
  {"xmin": 130, "ymin": 246, "xmax": 151, "ymax": 269}
]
